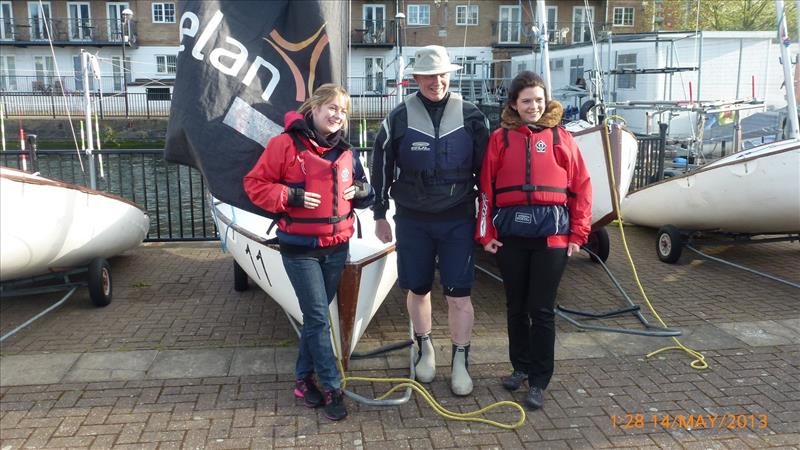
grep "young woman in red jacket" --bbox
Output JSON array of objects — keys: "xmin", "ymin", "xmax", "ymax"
[
  {"xmin": 476, "ymin": 71, "xmax": 592, "ymax": 410},
  {"xmin": 244, "ymin": 84, "xmax": 374, "ymax": 421}
]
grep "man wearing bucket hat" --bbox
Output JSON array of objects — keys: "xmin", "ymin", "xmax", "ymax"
[{"xmin": 371, "ymin": 45, "xmax": 489, "ymax": 396}]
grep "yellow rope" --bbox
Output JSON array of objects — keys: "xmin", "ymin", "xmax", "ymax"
[
  {"xmin": 328, "ymin": 317, "xmax": 527, "ymax": 429},
  {"xmin": 601, "ymin": 116, "xmax": 708, "ymax": 370}
]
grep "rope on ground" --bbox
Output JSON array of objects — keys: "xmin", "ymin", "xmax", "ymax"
[
  {"xmin": 328, "ymin": 317, "xmax": 527, "ymax": 429},
  {"xmin": 602, "ymin": 116, "xmax": 708, "ymax": 370}
]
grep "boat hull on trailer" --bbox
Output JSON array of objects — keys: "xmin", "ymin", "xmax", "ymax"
[
  {"xmin": 0, "ymin": 167, "xmax": 150, "ymax": 281},
  {"xmin": 566, "ymin": 121, "xmax": 639, "ymax": 229},
  {"xmin": 212, "ymin": 199, "xmax": 398, "ymax": 366},
  {"xmin": 621, "ymin": 140, "xmax": 800, "ymax": 234}
]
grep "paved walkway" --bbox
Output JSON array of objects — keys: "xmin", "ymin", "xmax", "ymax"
[{"xmin": 1, "ymin": 226, "xmax": 798, "ymax": 449}]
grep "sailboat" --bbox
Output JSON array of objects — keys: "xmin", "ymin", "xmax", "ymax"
[
  {"xmin": 621, "ymin": 0, "xmax": 800, "ymax": 263},
  {"xmin": 0, "ymin": 167, "xmax": 150, "ymax": 288},
  {"xmin": 1, "ymin": 51, "xmax": 149, "ymax": 308}
]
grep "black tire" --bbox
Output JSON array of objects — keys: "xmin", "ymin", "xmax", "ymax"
[
  {"xmin": 233, "ymin": 260, "xmax": 249, "ymax": 292},
  {"xmin": 579, "ymin": 100, "xmax": 596, "ymax": 121},
  {"xmin": 585, "ymin": 228, "xmax": 611, "ymax": 263},
  {"xmin": 88, "ymin": 258, "xmax": 112, "ymax": 307},
  {"xmin": 656, "ymin": 225, "xmax": 683, "ymax": 263}
]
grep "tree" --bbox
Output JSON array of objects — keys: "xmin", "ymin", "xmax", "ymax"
[{"xmin": 644, "ymin": 0, "xmax": 797, "ymax": 33}]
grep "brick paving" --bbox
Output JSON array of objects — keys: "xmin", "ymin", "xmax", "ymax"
[{"xmin": 1, "ymin": 225, "xmax": 799, "ymax": 449}]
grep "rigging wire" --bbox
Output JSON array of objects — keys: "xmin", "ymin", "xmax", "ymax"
[
  {"xmin": 456, "ymin": 0, "xmax": 471, "ymax": 93},
  {"xmin": 38, "ymin": 0, "xmax": 84, "ymax": 172}
]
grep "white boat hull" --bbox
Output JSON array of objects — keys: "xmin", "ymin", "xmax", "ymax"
[
  {"xmin": 212, "ymin": 199, "xmax": 398, "ymax": 365},
  {"xmin": 621, "ymin": 140, "xmax": 800, "ymax": 234},
  {"xmin": 0, "ymin": 167, "xmax": 150, "ymax": 281},
  {"xmin": 567, "ymin": 122, "xmax": 639, "ymax": 229}
]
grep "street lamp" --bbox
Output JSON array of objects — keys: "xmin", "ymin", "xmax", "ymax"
[
  {"xmin": 395, "ymin": 12, "xmax": 405, "ymax": 100},
  {"xmin": 121, "ymin": 8, "xmax": 133, "ymax": 117}
]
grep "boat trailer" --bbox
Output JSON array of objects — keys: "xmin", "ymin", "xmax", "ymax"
[
  {"xmin": 0, "ymin": 258, "xmax": 113, "ymax": 342},
  {"xmin": 656, "ymin": 227, "xmax": 800, "ymax": 289}
]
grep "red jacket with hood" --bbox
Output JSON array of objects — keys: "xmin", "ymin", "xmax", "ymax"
[
  {"xmin": 475, "ymin": 101, "xmax": 592, "ymax": 249},
  {"xmin": 244, "ymin": 112, "xmax": 366, "ymax": 248}
]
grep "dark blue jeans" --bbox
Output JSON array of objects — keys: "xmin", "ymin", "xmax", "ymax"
[{"xmin": 281, "ymin": 248, "xmax": 348, "ymax": 390}]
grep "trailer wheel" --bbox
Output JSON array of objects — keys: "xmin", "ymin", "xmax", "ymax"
[
  {"xmin": 586, "ymin": 228, "xmax": 610, "ymax": 263},
  {"xmin": 656, "ymin": 225, "xmax": 683, "ymax": 263},
  {"xmin": 233, "ymin": 261, "xmax": 249, "ymax": 292},
  {"xmin": 88, "ymin": 258, "xmax": 112, "ymax": 307},
  {"xmin": 579, "ymin": 100, "xmax": 596, "ymax": 122}
]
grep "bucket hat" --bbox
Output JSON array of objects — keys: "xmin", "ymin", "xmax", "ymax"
[{"xmin": 411, "ymin": 45, "xmax": 462, "ymax": 75}]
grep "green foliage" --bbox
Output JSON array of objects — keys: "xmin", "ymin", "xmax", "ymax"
[
  {"xmin": 100, "ymin": 126, "xmax": 119, "ymax": 148},
  {"xmin": 645, "ymin": 0, "xmax": 797, "ymax": 33}
]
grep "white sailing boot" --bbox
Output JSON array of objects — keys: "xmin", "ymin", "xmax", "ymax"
[
  {"xmin": 450, "ymin": 343, "xmax": 473, "ymax": 396},
  {"xmin": 414, "ymin": 333, "xmax": 436, "ymax": 383}
]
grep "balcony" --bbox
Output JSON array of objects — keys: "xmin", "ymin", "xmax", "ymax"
[
  {"xmin": 351, "ymin": 19, "xmax": 396, "ymax": 48},
  {"xmin": 0, "ymin": 18, "xmax": 138, "ymax": 47},
  {"xmin": 490, "ymin": 20, "xmax": 607, "ymax": 48}
]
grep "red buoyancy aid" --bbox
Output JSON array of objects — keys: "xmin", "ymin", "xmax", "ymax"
[
  {"xmin": 494, "ymin": 127, "xmax": 570, "ymax": 207},
  {"xmin": 280, "ymin": 134, "xmax": 355, "ymax": 237}
]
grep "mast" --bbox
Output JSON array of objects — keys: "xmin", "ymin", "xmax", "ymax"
[
  {"xmin": 776, "ymin": 0, "xmax": 800, "ymax": 139},
  {"xmin": 535, "ymin": 0, "xmax": 551, "ymax": 98},
  {"xmin": 81, "ymin": 50, "xmax": 97, "ymax": 189}
]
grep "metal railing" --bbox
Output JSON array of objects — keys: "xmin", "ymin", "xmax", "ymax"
[
  {"xmin": 1, "ymin": 75, "xmax": 131, "ymax": 94},
  {"xmin": 0, "ymin": 17, "xmax": 137, "ymax": 45},
  {"xmin": 0, "ymin": 91, "xmax": 171, "ymax": 118},
  {"xmin": 1, "ymin": 149, "xmax": 215, "ymax": 241},
  {"xmin": 490, "ymin": 20, "xmax": 607, "ymax": 47},
  {"xmin": 351, "ymin": 19, "xmax": 396, "ymax": 46},
  {"xmin": 0, "ymin": 127, "xmax": 668, "ymax": 242},
  {"xmin": 631, "ymin": 124, "xmax": 668, "ymax": 191}
]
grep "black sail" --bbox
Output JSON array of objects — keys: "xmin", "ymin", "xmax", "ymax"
[{"xmin": 165, "ymin": 0, "xmax": 348, "ymax": 214}]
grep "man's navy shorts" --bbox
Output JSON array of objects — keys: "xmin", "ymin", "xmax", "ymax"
[{"xmin": 394, "ymin": 215, "xmax": 475, "ymax": 296}]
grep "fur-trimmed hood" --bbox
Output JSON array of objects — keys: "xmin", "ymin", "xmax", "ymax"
[{"xmin": 501, "ymin": 100, "xmax": 563, "ymax": 129}]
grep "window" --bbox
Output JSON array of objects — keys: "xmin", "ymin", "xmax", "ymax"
[
  {"xmin": 67, "ymin": 2, "xmax": 92, "ymax": 41},
  {"xmin": 455, "ymin": 56, "xmax": 476, "ymax": 76},
  {"xmin": 0, "ymin": 55, "xmax": 16, "ymax": 91},
  {"xmin": 72, "ymin": 54, "xmax": 96, "ymax": 91},
  {"xmin": 34, "ymin": 55, "xmax": 54, "ymax": 91},
  {"xmin": 364, "ymin": 56, "xmax": 384, "ymax": 92},
  {"xmin": 362, "ymin": 4, "xmax": 386, "ymax": 43},
  {"xmin": 552, "ymin": 58, "xmax": 563, "ymax": 71},
  {"xmin": 613, "ymin": 7, "xmax": 634, "ymax": 27},
  {"xmin": 152, "ymin": 2, "xmax": 176, "ymax": 23},
  {"xmin": 456, "ymin": 5, "xmax": 478, "ymax": 26},
  {"xmin": 1, "ymin": 2, "xmax": 13, "ymax": 41},
  {"xmin": 28, "ymin": 1, "xmax": 51, "ymax": 41},
  {"xmin": 407, "ymin": 4, "xmax": 430, "ymax": 26},
  {"xmin": 156, "ymin": 54, "xmax": 177, "ymax": 74},
  {"xmin": 516, "ymin": 63, "xmax": 526, "ymax": 73},
  {"xmin": 546, "ymin": 6, "xmax": 559, "ymax": 43},
  {"xmin": 572, "ymin": 6, "xmax": 594, "ymax": 44},
  {"xmin": 498, "ymin": 5, "xmax": 521, "ymax": 44},
  {"xmin": 112, "ymin": 55, "xmax": 130, "ymax": 91},
  {"xmin": 107, "ymin": 2, "xmax": 129, "ymax": 42},
  {"xmin": 569, "ymin": 57, "xmax": 584, "ymax": 86},
  {"xmin": 616, "ymin": 53, "xmax": 637, "ymax": 89}
]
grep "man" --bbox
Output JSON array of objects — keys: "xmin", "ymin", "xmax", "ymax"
[{"xmin": 371, "ymin": 45, "xmax": 489, "ymax": 396}]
